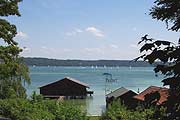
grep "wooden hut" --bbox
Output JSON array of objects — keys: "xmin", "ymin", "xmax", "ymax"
[
  {"xmin": 40, "ymin": 77, "xmax": 93, "ymax": 99},
  {"xmin": 133, "ymin": 86, "xmax": 169, "ymax": 106},
  {"xmin": 106, "ymin": 87, "xmax": 137, "ymax": 108}
]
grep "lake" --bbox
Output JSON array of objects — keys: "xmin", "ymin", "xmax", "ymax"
[{"xmin": 25, "ymin": 66, "xmax": 163, "ymax": 116}]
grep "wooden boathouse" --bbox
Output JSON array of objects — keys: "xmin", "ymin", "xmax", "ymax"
[
  {"xmin": 106, "ymin": 87, "xmax": 137, "ymax": 108},
  {"xmin": 40, "ymin": 77, "xmax": 93, "ymax": 99}
]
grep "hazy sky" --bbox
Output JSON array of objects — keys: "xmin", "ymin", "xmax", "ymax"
[{"xmin": 8, "ymin": 0, "xmax": 179, "ymax": 60}]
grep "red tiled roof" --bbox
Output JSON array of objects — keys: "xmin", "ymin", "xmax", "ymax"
[{"xmin": 133, "ymin": 86, "xmax": 169, "ymax": 105}]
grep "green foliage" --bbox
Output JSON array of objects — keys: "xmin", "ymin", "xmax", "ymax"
[
  {"xmin": 136, "ymin": 0, "xmax": 180, "ymax": 119},
  {"xmin": 150, "ymin": 0, "xmax": 180, "ymax": 31},
  {"xmin": 0, "ymin": 0, "xmax": 30, "ymax": 99},
  {"xmin": 0, "ymin": 80, "xmax": 26, "ymax": 99},
  {"xmin": 0, "ymin": 57, "xmax": 30, "ymax": 99},
  {"xmin": 0, "ymin": 0, "xmax": 21, "ymax": 17},
  {"xmin": 46, "ymin": 101, "xmax": 88, "ymax": 120},
  {"xmin": 0, "ymin": 97, "xmax": 89, "ymax": 120},
  {"xmin": 0, "ymin": 0, "xmax": 21, "ymax": 45},
  {"xmin": 143, "ymin": 91, "xmax": 161, "ymax": 107},
  {"xmin": 30, "ymin": 91, "xmax": 43, "ymax": 102},
  {"xmin": 0, "ymin": 99, "xmax": 55, "ymax": 120},
  {"xmin": 0, "ymin": 46, "xmax": 22, "ymax": 62},
  {"xmin": 137, "ymin": 0, "xmax": 180, "ymax": 101},
  {"xmin": 89, "ymin": 116, "xmax": 100, "ymax": 120},
  {"xmin": 0, "ymin": 60, "xmax": 30, "ymax": 83},
  {"xmin": 0, "ymin": 19, "xmax": 18, "ymax": 45},
  {"xmin": 101, "ymin": 100, "xmax": 161, "ymax": 120}
]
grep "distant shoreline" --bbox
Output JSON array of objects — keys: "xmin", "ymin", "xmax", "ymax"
[{"xmin": 23, "ymin": 57, "xmax": 157, "ymax": 67}]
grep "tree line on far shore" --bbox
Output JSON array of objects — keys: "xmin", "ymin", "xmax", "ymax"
[{"xmin": 23, "ymin": 57, "xmax": 156, "ymax": 67}]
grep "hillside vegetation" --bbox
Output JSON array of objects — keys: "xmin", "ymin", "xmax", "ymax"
[{"xmin": 23, "ymin": 57, "xmax": 156, "ymax": 67}]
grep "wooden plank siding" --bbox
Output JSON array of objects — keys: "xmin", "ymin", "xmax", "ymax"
[
  {"xmin": 40, "ymin": 77, "xmax": 90, "ymax": 97},
  {"xmin": 106, "ymin": 87, "xmax": 137, "ymax": 109}
]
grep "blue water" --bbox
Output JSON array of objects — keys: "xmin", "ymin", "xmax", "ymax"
[{"xmin": 25, "ymin": 66, "xmax": 163, "ymax": 116}]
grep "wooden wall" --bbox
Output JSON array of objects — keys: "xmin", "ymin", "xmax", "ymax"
[{"xmin": 40, "ymin": 79, "xmax": 87, "ymax": 96}]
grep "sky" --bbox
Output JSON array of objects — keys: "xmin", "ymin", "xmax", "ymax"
[{"xmin": 7, "ymin": 0, "xmax": 180, "ymax": 60}]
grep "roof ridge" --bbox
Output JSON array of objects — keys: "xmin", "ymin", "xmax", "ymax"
[
  {"xmin": 106, "ymin": 87, "xmax": 130, "ymax": 97},
  {"xmin": 40, "ymin": 77, "xmax": 89, "ymax": 88},
  {"xmin": 64, "ymin": 77, "xmax": 89, "ymax": 87}
]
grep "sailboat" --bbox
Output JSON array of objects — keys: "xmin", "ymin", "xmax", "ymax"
[{"xmin": 129, "ymin": 66, "xmax": 132, "ymax": 70}]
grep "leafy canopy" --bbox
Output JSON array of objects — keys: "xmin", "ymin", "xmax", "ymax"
[
  {"xmin": 0, "ymin": 0, "xmax": 30, "ymax": 99},
  {"xmin": 137, "ymin": 0, "xmax": 180, "ymax": 91},
  {"xmin": 137, "ymin": 0, "xmax": 180, "ymax": 119},
  {"xmin": 150, "ymin": 0, "xmax": 180, "ymax": 31}
]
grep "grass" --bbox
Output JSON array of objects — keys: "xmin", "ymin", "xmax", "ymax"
[{"xmin": 89, "ymin": 116, "xmax": 100, "ymax": 120}]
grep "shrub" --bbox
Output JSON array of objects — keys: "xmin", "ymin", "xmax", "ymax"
[
  {"xmin": 0, "ymin": 99, "xmax": 54, "ymax": 120},
  {"xmin": 101, "ymin": 100, "xmax": 159, "ymax": 120},
  {"xmin": 0, "ymin": 98, "xmax": 89, "ymax": 120}
]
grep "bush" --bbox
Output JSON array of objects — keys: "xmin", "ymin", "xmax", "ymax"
[
  {"xmin": 0, "ymin": 98, "xmax": 89, "ymax": 120},
  {"xmin": 0, "ymin": 80, "xmax": 26, "ymax": 99},
  {"xmin": 101, "ymin": 100, "xmax": 160, "ymax": 120},
  {"xmin": 0, "ymin": 99, "xmax": 54, "ymax": 120}
]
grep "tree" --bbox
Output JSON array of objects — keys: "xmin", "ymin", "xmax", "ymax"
[
  {"xmin": 0, "ymin": 0, "xmax": 30, "ymax": 99},
  {"xmin": 137, "ymin": 0, "xmax": 180, "ymax": 119},
  {"xmin": 150, "ymin": 0, "xmax": 180, "ymax": 32}
]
